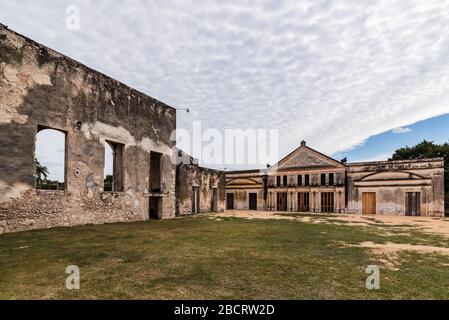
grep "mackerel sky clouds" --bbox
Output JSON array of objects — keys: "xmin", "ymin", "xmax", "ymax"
[{"xmin": 2, "ymin": 0, "xmax": 449, "ymax": 172}]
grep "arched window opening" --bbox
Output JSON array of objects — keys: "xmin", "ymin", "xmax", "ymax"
[{"xmin": 35, "ymin": 127, "xmax": 66, "ymax": 190}]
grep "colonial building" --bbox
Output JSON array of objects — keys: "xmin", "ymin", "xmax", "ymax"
[{"xmin": 226, "ymin": 141, "xmax": 445, "ymax": 216}]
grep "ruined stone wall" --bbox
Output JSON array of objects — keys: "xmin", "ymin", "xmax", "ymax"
[
  {"xmin": 347, "ymin": 158, "xmax": 445, "ymax": 216},
  {"xmin": 0, "ymin": 25, "xmax": 177, "ymax": 234},
  {"xmin": 176, "ymin": 163, "xmax": 225, "ymax": 215}
]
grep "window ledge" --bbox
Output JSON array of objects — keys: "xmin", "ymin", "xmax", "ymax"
[{"xmin": 36, "ymin": 189, "xmax": 68, "ymax": 195}]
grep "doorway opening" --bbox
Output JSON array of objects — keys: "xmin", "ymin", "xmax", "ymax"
[
  {"xmin": 362, "ymin": 192, "xmax": 376, "ymax": 215},
  {"xmin": 149, "ymin": 196, "xmax": 162, "ymax": 219},
  {"xmin": 211, "ymin": 188, "xmax": 218, "ymax": 212},
  {"xmin": 192, "ymin": 186, "xmax": 200, "ymax": 214},
  {"xmin": 226, "ymin": 193, "xmax": 234, "ymax": 210},
  {"xmin": 249, "ymin": 193, "xmax": 257, "ymax": 210},
  {"xmin": 277, "ymin": 192, "xmax": 287, "ymax": 211},
  {"xmin": 298, "ymin": 192, "xmax": 310, "ymax": 212},
  {"xmin": 405, "ymin": 192, "xmax": 421, "ymax": 216},
  {"xmin": 321, "ymin": 192, "xmax": 335, "ymax": 213}
]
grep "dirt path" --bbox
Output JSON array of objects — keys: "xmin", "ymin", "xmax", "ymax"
[
  {"xmin": 343, "ymin": 241, "xmax": 449, "ymax": 269},
  {"xmin": 211, "ymin": 210, "xmax": 449, "ymax": 238}
]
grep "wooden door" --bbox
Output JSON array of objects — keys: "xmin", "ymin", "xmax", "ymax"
[
  {"xmin": 405, "ymin": 192, "xmax": 421, "ymax": 216},
  {"xmin": 362, "ymin": 192, "xmax": 376, "ymax": 215},
  {"xmin": 249, "ymin": 193, "xmax": 257, "ymax": 210},
  {"xmin": 226, "ymin": 193, "xmax": 234, "ymax": 210},
  {"xmin": 277, "ymin": 192, "xmax": 287, "ymax": 211},
  {"xmin": 298, "ymin": 193, "xmax": 310, "ymax": 212},
  {"xmin": 321, "ymin": 192, "xmax": 334, "ymax": 213}
]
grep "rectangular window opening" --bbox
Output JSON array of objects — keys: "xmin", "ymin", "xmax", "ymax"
[
  {"xmin": 104, "ymin": 140, "xmax": 124, "ymax": 192},
  {"xmin": 329, "ymin": 173, "xmax": 334, "ymax": 186},
  {"xmin": 150, "ymin": 151, "xmax": 162, "ymax": 193},
  {"xmin": 321, "ymin": 174, "xmax": 326, "ymax": 186}
]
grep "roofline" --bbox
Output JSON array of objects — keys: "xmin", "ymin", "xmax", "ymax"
[
  {"xmin": 273, "ymin": 144, "xmax": 346, "ymax": 169},
  {"xmin": 0, "ymin": 23, "xmax": 176, "ymax": 113},
  {"xmin": 348, "ymin": 157, "xmax": 445, "ymax": 166},
  {"xmin": 226, "ymin": 169, "xmax": 267, "ymax": 174}
]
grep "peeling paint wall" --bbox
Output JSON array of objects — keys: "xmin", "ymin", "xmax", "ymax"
[
  {"xmin": 226, "ymin": 170, "xmax": 267, "ymax": 210},
  {"xmin": 347, "ymin": 159, "xmax": 445, "ymax": 217},
  {"xmin": 176, "ymin": 159, "xmax": 225, "ymax": 215},
  {"xmin": 0, "ymin": 25, "xmax": 177, "ymax": 234},
  {"xmin": 225, "ymin": 146, "xmax": 444, "ymax": 216}
]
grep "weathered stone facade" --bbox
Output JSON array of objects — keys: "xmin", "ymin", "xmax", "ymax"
[
  {"xmin": 226, "ymin": 170, "xmax": 267, "ymax": 211},
  {"xmin": 226, "ymin": 141, "xmax": 445, "ymax": 216},
  {"xmin": 0, "ymin": 24, "xmax": 181, "ymax": 234},
  {"xmin": 347, "ymin": 158, "xmax": 445, "ymax": 216},
  {"xmin": 176, "ymin": 151, "xmax": 225, "ymax": 215},
  {"xmin": 0, "ymin": 25, "xmax": 226, "ymax": 235}
]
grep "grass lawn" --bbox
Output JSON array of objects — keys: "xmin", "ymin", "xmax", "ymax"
[{"xmin": 0, "ymin": 215, "xmax": 448, "ymax": 299}]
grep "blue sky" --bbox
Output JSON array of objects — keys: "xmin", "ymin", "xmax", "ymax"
[{"xmin": 333, "ymin": 113, "xmax": 449, "ymax": 163}]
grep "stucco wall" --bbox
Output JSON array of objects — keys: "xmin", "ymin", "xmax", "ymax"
[
  {"xmin": 176, "ymin": 163, "xmax": 225, "ymax": 215},
  {"xmin": 0, "ymin": 25, "xmax": 177, "ymax": 234},
  {"xmin": 347, "ymin": 159, "xmax": 445, "ymax": 216},
  {"xmin": 226, "ymin": 170, "xmax": 266, "ymax": 210},
  {"xmin": 226, "ymin": 159, "xmax": 444, "ymax": 216}
]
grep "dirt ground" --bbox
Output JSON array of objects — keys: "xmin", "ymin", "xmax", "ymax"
[
  {"xmin": 213, "ymin": 210, "xmax": 449, "ymax": 238},
  {"xmin": 211, "ymin": 210, "xmax": 449, "ymax": 270}
]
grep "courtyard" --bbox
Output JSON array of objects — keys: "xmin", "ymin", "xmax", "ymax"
[{"xmin": 1, "ymin": 212, "xmax": 448, "ymax": 300}]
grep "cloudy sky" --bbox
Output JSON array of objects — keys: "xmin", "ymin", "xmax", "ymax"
[{"xmin": 2, "ymin": 0, "xmax": 449, "ymax": 178}]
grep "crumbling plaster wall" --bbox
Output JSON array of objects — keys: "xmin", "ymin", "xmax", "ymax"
[
  {"xmin": 228, "ymin": 188, "xmax": 265, "ymax": 210},
  {"xmin": 0, "ymin": 25, "xmax": 177, "ymax": 234},
  {"xmin": 225, "ymin": 171, "xmax": 267, "ymax": 211},
  {"xmin": 347, "ymin": 159, "xmax": 445, "ymax": 216},
  {"xmin": 176, "ymin": 163, "xmax": 225, "ymax": 215}
]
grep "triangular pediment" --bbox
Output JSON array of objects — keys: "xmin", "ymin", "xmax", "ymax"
[{"xmin": 269, "ymin": 144, "xmax": 345, "ymax": 172}]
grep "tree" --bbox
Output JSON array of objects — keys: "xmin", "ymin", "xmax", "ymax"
[
  {"xmin": 391, "ymin": 140, "xmax": 449, "ymax": 198},
  {"xmin": 104, "ymin": 174, "xmax": 113, "ymax": 192},
  {"xmin": 34, "ymin": 159, "xmax": 49, "ymax": 185}
]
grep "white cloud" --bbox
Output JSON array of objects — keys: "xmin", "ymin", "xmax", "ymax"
[
  {"xmin": 392, "ymin": 127, "xmax": 413, "ymax": 134},
  {"xmin": 359, "ymin": 152, "xmax": 393, "ymax": 162},
  {"xmin": 2, "ymin": 0, "xmax": 449, "ymax": 170}
]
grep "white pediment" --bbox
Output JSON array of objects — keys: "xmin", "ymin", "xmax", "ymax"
[{"xmin": 273, "ymin": 146, "xmax": 344, "ymax": 171}]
